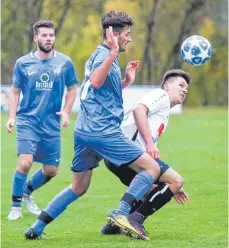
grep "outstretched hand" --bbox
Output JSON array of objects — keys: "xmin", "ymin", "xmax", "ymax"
[
  {"xmin": 124, "ymin": 61, "xmax": 139, "ymax": 85},
  {"xmin": 174, "ymin": 188, "xmax": 188, "ymax": 204}
]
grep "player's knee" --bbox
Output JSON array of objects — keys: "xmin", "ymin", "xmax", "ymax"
[
  {"xmin": 147, "ymin": 162, "xmax": 161, "ymax": 180},
  {"xmin": 44, "ymin": 169, "xmax": 58, "ymax": 177},
  {"xmin": 71, "ymin": 182, "xmax": 89, "ymax": 196},
  {"xmin": 173, "ymin": 175, "xmax": 184, "ymax": 190},
  {"xmin": 43, "ymin": 166, "xmax": 58, "ymax": 177},
  {"xmin": 17, "ymin": 159, "xmax": 33, "ymax": 173}
]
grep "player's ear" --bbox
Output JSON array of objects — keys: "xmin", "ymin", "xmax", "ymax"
[
  {"xmin": 33, "ymin": 34, "xmax": 38, "ymax": 42},
  {"xmin": 163, "ymin": 82, "xmax": 169, "ymax": 91},
  {"xmin": 113, "ymin": 32, "xmax": 120, "ymax": 39}
]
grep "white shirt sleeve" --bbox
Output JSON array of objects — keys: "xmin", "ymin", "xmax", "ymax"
[{"xmin": 138, "ymin": 89, "xmax": 170, "ymax": 115}]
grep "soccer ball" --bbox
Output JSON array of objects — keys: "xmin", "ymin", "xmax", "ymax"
[{"xmin": 181, "ymin": 35, "xmax": 212, "ymax": 66}]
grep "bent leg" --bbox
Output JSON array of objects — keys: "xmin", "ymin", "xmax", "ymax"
[
  {"xmin": 130, "ymin": 167, "xmax": 184, "ymax": 221},
  {"xmin": 159, "ymin": 167, "xmax": 184, "ymax": 194},
  {"xmin": 24, "ymin": 165, "xmax": 58, "ymax": 195}
]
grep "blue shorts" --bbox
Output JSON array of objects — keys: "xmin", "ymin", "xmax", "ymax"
[
  {"xmin": 71, "ymin": 131, "xmax": 144, "ymax": 172},
  {"xmin": 16, "ymin": 125, "xmax": 61, "ymax": 166}
]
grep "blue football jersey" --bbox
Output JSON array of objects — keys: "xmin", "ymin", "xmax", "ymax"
[
  {"xmin": 75, "ymin": 44, "xmax": 124, "ymax": 135},
  {"xmin": 13, "ymin": 50, "xmax": 78, "ymax": 136}
]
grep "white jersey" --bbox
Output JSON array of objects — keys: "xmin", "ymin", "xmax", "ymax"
[{"xmin": 121, "ymin": 88, "xmax": 170, "ymax": 151}]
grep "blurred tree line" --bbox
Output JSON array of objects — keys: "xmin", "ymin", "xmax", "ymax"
[{"xmin": 2, "ymin": 0, "xmax": 228, "ymax": 106}]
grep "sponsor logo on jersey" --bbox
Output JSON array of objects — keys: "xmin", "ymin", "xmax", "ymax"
[{"xmin": 36, "ymin": 73, "xmax": 53, "ymax": 90}]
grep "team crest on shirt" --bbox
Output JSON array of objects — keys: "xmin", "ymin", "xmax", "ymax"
[
  {"xmin": 40, "ymin": 73, "xmax": 50, "ymax": 83},
  {"xmin": 53, "ymin": 66, "xmax": 61, "ymax": 75},
  {"xmin": 36, "ymin": 73, "xmax": 53, "ymax": 91}
]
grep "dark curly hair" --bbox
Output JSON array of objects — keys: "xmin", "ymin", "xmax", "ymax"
[{"xmin": 101, "ymin": 11, "xmax": 133, "ymax": 39}]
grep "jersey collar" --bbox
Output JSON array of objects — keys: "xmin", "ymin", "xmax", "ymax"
[{"xmin": 30, "ymin": 50, "xmax": 56, "ymax": 59}]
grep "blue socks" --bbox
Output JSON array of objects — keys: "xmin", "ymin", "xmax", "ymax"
[
  {"xmin": 24, "ymin": 168, "xmax": 52, "ymax": 195},
  {"xmin": 12, "ymin": 170, "xmax": 28, "ymax": 207},
  {"xmin": 115, "ymin": 171, "xmax": 154, "ymax": 216},
  {"xmin": 32, "ymin": 187, "xmax": 79, "ymax": 234}
]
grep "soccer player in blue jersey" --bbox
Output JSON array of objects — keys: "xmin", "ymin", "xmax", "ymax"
[
  {"xmin": 25, "ymin": 11, "xmax": 161, "ymax": 240},
  {"xmin": 6, "ymin": 20, "xmax": 78, "ymax": 220}
]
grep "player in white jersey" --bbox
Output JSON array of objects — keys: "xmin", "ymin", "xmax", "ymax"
[
  {"xmin": 101, "ymin": 69, "xmax": 191, "ymax": 239},
  {"xmin": 121, "ymin": 88, "xmax": 170, "ymax": 149}
]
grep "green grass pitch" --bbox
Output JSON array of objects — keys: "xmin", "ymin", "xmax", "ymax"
[{"xmin": 1, "ymin": 108, "xmax": 228, "ymax": 248}]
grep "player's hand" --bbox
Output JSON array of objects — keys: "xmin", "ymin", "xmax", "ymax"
[
  {"xmin": 6, "ymin": 118, "xmax": 15, "ymax": 133},
  {"xmin": 174, "ymin": 188, "xmax": 188, "ymax": 204},
  {"xmin": 124, "ymin": 61, "xmax": 139, "ymax": 85},
  {"xmin": 146, "ymin": 143, "xmax": 160, "ymax": 159},
  {"xmin": 56, "ymin": 111, "xmax": 70, "ymax": 128},
  {"xmin": 106, "ymin": 26, "xmax": 119, "ymax": 54}
]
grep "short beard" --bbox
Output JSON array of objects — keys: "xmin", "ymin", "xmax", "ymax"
[
  {"xmin": 38, "ymin": 41, "xmax": 54, "ymax": 53},
  {"xmin": 119, "ymin": 47, "xmax": 126, "ymax": 52}
]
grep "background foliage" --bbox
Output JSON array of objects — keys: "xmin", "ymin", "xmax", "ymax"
[{"xmin": 1, "ymin": 0, "xmax": 228, "ymax": 106}]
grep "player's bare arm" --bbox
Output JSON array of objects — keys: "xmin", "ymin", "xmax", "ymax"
[
  {"xmin": 6, "ymin": 87, "xmax": 21, "ymax": 133},
  {"xmin": 56, "ymin": 85, "xmax": 77, "ymax": 128},
  {"xmin": 122, "ymin": 61, "xmax": 139, "ymax": 89},
  {"xmin": 133, "ymin": 103, "xmax": 160, "ymax": 159},
  {"xmin": 90, "ymin": 26, "xmax": 119, "ymax": 89}
]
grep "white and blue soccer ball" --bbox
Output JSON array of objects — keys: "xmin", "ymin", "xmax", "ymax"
[{"xmin": 181, "ymin": 35, "xmax": 212, "ymax": 66}]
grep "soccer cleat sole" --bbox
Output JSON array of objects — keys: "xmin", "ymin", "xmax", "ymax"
[
  {"xmin": 107, "ymin": 216, "xmax": 140, "ymax": 240},
  {"xmin": 25, "ymin": 234, "xmax": 43, "ymax": 240}
]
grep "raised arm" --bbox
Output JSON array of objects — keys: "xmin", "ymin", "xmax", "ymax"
[{"xmin": 90, "ymin": 27, "xmax": 119, "ymax": 89}]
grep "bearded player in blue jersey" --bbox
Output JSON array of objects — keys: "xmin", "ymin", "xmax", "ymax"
[
  {"xmin": 6, "ymin": 20, "xmax": 78, "ymax": 220},
  {"xmin": 25, "ymin": 11, "xmax": 161, "ymax": 240}
]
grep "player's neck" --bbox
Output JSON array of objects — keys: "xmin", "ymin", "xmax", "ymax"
[
  {"xmin": 166, "ymin": 91, "xmax": 176, "ymax": 108},
  {"xmin": 102, "ymin": 40, "xmax": 111, "ymax": 49},
  {"xmin": 34, "ymin": 50, "xmax": 53, "ymax": 60}
]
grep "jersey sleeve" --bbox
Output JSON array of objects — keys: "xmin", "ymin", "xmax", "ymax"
[
  {"xmin": 138, "ymin": 89, "xmax": 170, "ymax": 115},
  {"xmin": 65, "ymin": 59, "xmax": 78, "ymax": 87},
  {"xmin": 12, "ymin": 60, "xmax": 23, "ymax": 88},
  {"xmin": 90, "ymin": 50, "xmax": 109, "ymax": 75}
]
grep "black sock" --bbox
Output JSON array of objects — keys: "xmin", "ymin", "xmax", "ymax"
[
  {"xmin": 129, "ymin": 200, "xmax": 143, "ymax": 214},
  {"xmin": 135, "ymin": 183, "xmax": 174, "ymax": 218}
]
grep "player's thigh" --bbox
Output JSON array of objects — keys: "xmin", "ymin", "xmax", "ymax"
[
  {"xmin": 35, "ymin": 136, "xmax": 61, "ymax": 166},
  {"xmin": 129, "ymin": 152, "xmax": 160, "ymax": 179},
  {"xmin": 83, "ymin": 131, "xmax": 144, "ymax": 167},
  {"xmin": 71, "ymin": 170, "xmax": 93, "ymax": 196},
  {"xmin": 71, "ymin": 132, "xmax": 102, "ymax": 172},
  {"xmin": 16, "ymin": 125, "xmax": 40, "ymax": 160},
  {"xmin": 104, "ymin": 159, "xmax": 137, "ymax": 186},
  {"xmin": 16, "ymin": 125, "xmax": 40, "ymax": 172}
]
